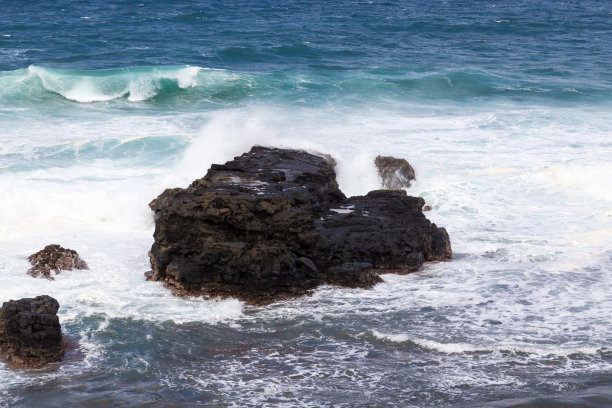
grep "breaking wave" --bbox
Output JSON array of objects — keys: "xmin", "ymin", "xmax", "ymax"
[
  {"xmin": 370, "ymin": 330, "xmax": 605, "ymax": 357},
  {"xmin": 0, "ymin": 65, "xmax": 246, "ymax": 103},
  {"xmin": 0, "ymin": 65, "xmax": 606, "ymax": 106}
]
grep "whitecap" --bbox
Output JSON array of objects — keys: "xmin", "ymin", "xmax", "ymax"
[{"xmin": 370, "ymin": 330, "xmax": 604, "ymax": 357}]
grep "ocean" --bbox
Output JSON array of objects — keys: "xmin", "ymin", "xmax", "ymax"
[{"xmin": 1, "ymin": 1, "xmax": 611, "ymax": 406}]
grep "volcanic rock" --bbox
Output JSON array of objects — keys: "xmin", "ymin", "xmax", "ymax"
[
  {"xmin": 0, "ymin": 295, "xmax": 63, "ymax": 369},
  {"xmin": 148, "ymin": 146, "xmax": 451, "ymax": 304},
  {"xmin": 28, "ymin": 244, "xmax": 88, "ymax": 279},
  {"xmin": 316, "ymin": 190, "xmax": 452, "ymax": 274},
  {"xmin": 375, "ymin": 155, "xmax": 416, "ymax": 189}
]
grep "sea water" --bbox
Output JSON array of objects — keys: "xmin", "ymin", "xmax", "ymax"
[{"xmin": 1, "ymin": 1, "xmax": 611, "ymax": 407}]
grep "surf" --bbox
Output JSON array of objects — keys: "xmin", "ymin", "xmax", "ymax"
[
  {"xmin": 0, "ymin": 65, "xmax": 606, "ymax": 108},
  {"xmin": 0, "ymin": 65, "xmax": 247, "ymax": 104}
]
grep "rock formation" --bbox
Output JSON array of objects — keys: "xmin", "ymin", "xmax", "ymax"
[
  {"xmin": 316, "ymin": 190, "xmax": 451, "ymax": 274},
  {"xmin": 0, "ymin": 295, "xmax": 63, "ymax": 369},
  {"xmin": 375, "ymin": 155, "xmax": 416, "ymax": 189},
  {"xmin": 147, "ymin": 146, "xmax": 451, "ymax": 304},
  {"xmin": 28, "ymin": 244, "xmax": 88, "ymax": 279}
]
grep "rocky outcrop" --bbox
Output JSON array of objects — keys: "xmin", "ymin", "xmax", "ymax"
[
  {"xmin": 148, "ymin": 146, "xmax": 451, "ymax": 304},
  {"xmin": 0, "ymin": 295, "xmax": 63, "ymax": 369},
  {"xmin": 316, "ymin": 190, "xmax": 452, "ymax": 274},
  {"xmin": 375, "ymin": 155, "xmax": 416, "ymax": 189},
  {"xmin": 28, "ymin": 244, "xmax": 88, "ymax": 279}
]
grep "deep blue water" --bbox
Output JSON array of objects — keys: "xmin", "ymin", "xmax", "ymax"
[
  {"xmin": 1, "ymin": 0, "xmax": 611, "ymax": 106},
  {"xmin": 1, "ymin": 1, "xmax": 611, "ymax": 407},
  {"xmin": 1, "ymin": 0, "xmax": 611, "ymax": 76}
]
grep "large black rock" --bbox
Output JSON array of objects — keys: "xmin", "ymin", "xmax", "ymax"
[
  {"xmin": 0, "ymin": 295, "xmax": 63, "ymax": 369},
  {"xmin": 147, "ymin": 146, "xmax": 451, "ymax": 304}
]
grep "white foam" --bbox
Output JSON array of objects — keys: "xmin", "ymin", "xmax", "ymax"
[
  {"xmin": 0, "ymin": 234, "xmax": 245, "ymax": 326},
  {"xmin": 334, "ymin": 149, "xmax": 381, "ymax": 197},
  {"xmin": 174, "ymin": 66, "xmax": 201, "ymax": 88},
  {"xmin": 1, "ymin": 98, "xmax": 612, "ymax": 397},
  {"xmin": 171, "ymin": 110, "xmax": 278, "ymax": 187},
  {"xmin": 535, "ymin": 163, "xmax": 612, "ymax": 203},
  {"xmin": 172, "ymin": 107, "xmax": 382, "ymax": 196},
  {"xmin": 371, "ymin": 330, "xmax": 603, "ymax": 357},
  {"xmin": 0, "ymin": 164, "xmax": 161, "ymax": 236}
]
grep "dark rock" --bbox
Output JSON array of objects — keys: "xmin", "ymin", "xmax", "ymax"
[
  {"xmin": 0, "ymin": 295, "xmax": 63, "ymax": 369},
  {"xmin": 327, "ymin": 262, "xmax": 381, "ymax": 288},
  {"xmin": 148, "ymin": 146, "xmax": 451, "ymax": 304},
  {"xmin": 375, "ymin": 155, "xmax": 416, "ymax": 189},
  {"xmin": 316, "ymin": 190, "xmax": 451, "ymax": 274},
  {"xmin": 423, "ymin": 205, "xmax": 432, "ymax": 211},
  {"xmin": 28, "ymin": 244, "xmax": 88, "ymax": 279}
]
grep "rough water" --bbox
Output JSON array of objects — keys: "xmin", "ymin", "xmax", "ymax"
[{"xmin": 1, "ymin": 1, "xmax": 611, "ymax": 407}]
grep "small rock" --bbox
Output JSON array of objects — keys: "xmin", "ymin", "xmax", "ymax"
[
  {"xmin": 423, "ymin": 205, "xmax": 432, "ymax": 211},
  {"xmin": 28, "ymin": 244, "xmax": 88, "ymax": 279},
  {"xmin": 0, "ymin": 295, "xmax": 63, "ymax": 369},
  {"xmin": 375, "ymin": 155, "xmax": 416, "ymax": 189}
]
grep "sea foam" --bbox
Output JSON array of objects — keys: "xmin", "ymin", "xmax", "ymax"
[{"xmin": 370, "ymin": 330, "xmax": 604, "ymax": 357}]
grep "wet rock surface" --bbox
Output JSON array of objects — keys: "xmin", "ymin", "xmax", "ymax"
[
  {"xmin": 316, "ymin": 190, "xmax": 452, "ymax": 274},
  {"xmin": 0, "ymin": 295, "xmax": 63, "ymax": 369},
  {"xmin": 148, "ymin": 146, "xmax": 451, "ymax": 304},
  {"xmin": 28, "ymin": 244, "xmax": 88, "ymax": 279},
  {"xmin": 375, "ymin": 155, "xmax": 416, "ymax": 189}
]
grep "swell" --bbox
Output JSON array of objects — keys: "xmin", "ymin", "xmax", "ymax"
[
  {"xmin": 0, "ymin": 65, "xmax": 607, "ymax": 106},
  {"xmin": 0, "ymin": 65, "xmax": 248, "ymax": 104}
]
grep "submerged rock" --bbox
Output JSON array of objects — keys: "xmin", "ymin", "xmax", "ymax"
[
  {"xmin": 375, "ymin": 155, "xmax": 416, "ymax": 189},
  {"xmin": 28, "ymin": 244, "xmax": 88, "ymax": 279},
  {"xmin": 148, "ymin": 146, "xmax": 451, "ymax": 304},
  {"xmin": 0, "ymin": 295, "xmax": 63, "ymax": 369}
]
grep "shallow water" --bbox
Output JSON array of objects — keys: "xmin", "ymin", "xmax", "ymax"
[{"xmin": 1, "ymin": 1, "xmax": 611, "ymax": 407}]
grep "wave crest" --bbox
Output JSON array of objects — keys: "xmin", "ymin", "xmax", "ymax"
[
  {"xmin": 25, "ymin": 65, "xmax": 203, "ymax": 102},
  {"xmin": 370, "ymin": 330, "xmax": 603, "ymax": 357},
  {"xmin": 0, "ymin": 65, "xmax": 603, "ymax": 105}
]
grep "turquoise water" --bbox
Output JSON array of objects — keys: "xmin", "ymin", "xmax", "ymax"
[{"xmin": 1, "ymin": 1, "xmax": 611, "ymax": 407}]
